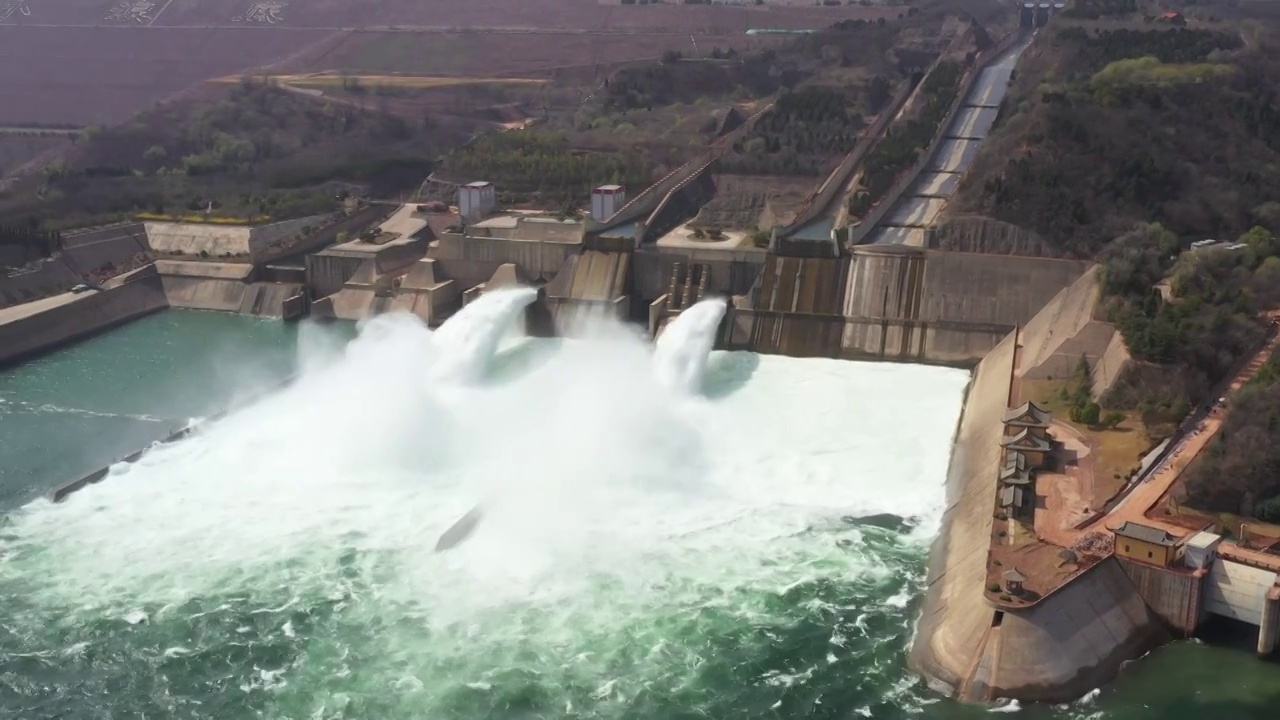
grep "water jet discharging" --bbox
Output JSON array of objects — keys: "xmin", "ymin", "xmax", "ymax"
[
  {"xmin": 0, "ymin": 287, "xmax": 969, "ymax": 718},
  {"xmin": 436, "ymin": 294, "xmax": 729, "ymax": 551}
]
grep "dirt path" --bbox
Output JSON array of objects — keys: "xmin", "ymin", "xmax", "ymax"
[{"xmin": 212, "ymin": 73, "xmax": 549, "ymax": 88}]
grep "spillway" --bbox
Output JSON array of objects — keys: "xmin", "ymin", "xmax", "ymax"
[{"xmin": 0, "ymin": 295, "xmax": 970, "ymax": 718}]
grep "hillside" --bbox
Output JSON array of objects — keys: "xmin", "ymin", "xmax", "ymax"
[
  {"xmin": 1183, "ymin": 362, "xmax": 1280, "ymax": 518},
  {"xmin": 435, "ymin": 130, "xmax": 655, "ymax": 207},
  {"xmin": 0, "ymin": 134, "xmax": 73, "ymax": 179},
  {"xmin": 573, "ymin": 14, "xmax": 956, "ymax": 170},
  {"xmin": 0, "ymin": 83, "xmax": 472, "ymax": 230},
  {"xmin": 952, "ymin": 22, "xmax": 1280, "ymax": 258}
]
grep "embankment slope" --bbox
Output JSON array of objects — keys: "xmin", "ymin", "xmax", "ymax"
[
  {"xmin": 910, "ymin": 329, "xmax": 1011, "ymax": 696},
  {"xmin": 986, "ymin": 558, "xmax": 1168, "ymax": 701}
]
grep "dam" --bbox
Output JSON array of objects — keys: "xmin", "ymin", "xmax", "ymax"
[
  {"xmin": 6, "ymin": 21, "xmax": 1278, "ymax": 716},
  {"xmin": 0, "ymin": 294, "xmax": 978, "ymax": 718}
]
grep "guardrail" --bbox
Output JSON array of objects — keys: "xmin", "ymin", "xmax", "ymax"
[{"xmin": 849, "ymin": 29, "xmax": 1029, "ymax": 245}]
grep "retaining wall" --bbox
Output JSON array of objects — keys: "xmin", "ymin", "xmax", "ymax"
[
  {"xmin": 920, "ymin": 251, "xmax": 1090, "ymax": 327},
  {"xmin": 931, "ymin": 216, "xmax": 1060, "ymax": 257},
  {"xmin": 910, "ymin": 276, "xmax": 1172, "ymax": 704},
  {"xmin": 1117, "ymin": 558, "xmax": 1204, "ymax": 635},
  {"xmin": 730, "ymin": 248, "xmax": 1086, "ymax": 364},
  {"xmin": 145, "ymin": 215, "xmax": 328, "ymax": 261},
  {"xmin": 0, "ymin": 268, "xmax": 168, "ymax": 367},
  {"xmin": 0, "ymin": 261, "xmax": 81, "ymax": 307},
  {"xmin": 982, "ymin": 559, "xmax": 1169, "ymax": 702},
  {"xmin": 431, "ymin": 235, "xmax": 577, "ymax": 282},
  {"xmin": 1, "ymin": 222, "xmax": 151, "ymax": 308}
]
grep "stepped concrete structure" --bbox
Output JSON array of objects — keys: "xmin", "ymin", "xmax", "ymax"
[
  {"xmin": 145, "ymin": 215, "xmax": 329, "ymax": 262},
  {"xmin": 726, "ymin": 246, "xmax": 1089, "ymax": 364}
]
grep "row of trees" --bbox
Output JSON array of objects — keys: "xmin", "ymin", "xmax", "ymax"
[
  {"xmin": 1184, "ymin": 373, "xmax": 1280, "ymax": 518},
  {"xmin": 847, "ymin": 60, "xmax": 963, "ymax": 217},
  {"xmin": 720, "ymin": 86, "xmax": 866, "ymax": 176},
  {"xmin": 1056, "ymin": 27, "xmax": 1242, "ymax": 77},
  {"xmin": 438, "ymin": 131, "xmax": 653, "ymax": 204},
  {"xmin": 1100, "ymin": 224, "xmax": 1280, "ymax": 516}
]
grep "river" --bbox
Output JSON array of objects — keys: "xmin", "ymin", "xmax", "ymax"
[{"xmin": 0, "ymin": 307, "xmax": 1276, "ymax": 718}]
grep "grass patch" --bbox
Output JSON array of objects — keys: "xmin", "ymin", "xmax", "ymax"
[
  {"xmin": 1025, "ymin": 378, "xmax": 1153, "ymax": 504},
  {"xmin": 1091, "ymin": 56, "xmax": 1234, "ymax": 86}
]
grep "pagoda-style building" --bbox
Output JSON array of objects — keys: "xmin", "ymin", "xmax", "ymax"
[
  {"xmin": 1002, "ymin": 401, "xmax": 1051, "ymax": 441},
  {"xmin": 992, "ymin": 403, "xmax": 1053, "ymax": 517},
  {"xmin": 1001, "ymin": 429, "xmax": 1052, "ymax": 468},
  {"xmin": 999, "ymin": 452, "xmax": 1033, "ymax": 513}
]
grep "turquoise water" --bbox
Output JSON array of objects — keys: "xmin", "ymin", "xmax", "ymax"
[{"xmin": 0, "ymin": 310, "xmax": 1278, "ymax": 719}]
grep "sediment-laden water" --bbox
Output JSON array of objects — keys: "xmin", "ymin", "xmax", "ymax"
[{"xmin": 1, "ymin": 300, "xmax": 1277, "ymax": 719}]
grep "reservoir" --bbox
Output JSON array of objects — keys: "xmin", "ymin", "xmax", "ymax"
[{"xmin": 0, "ymin": 306, "xmax": 1277, "ymax": 718}]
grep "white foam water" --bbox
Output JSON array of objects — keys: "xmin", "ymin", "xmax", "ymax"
[
  {"xmin": 0, "ymin": 288, "xmax": 970, "ymax": 718},
  {"xmin": 652, "ymin": 297, "xmax": 728, "ymax": 395}
]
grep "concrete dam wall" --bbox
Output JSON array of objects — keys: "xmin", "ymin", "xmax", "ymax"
[
  {"xmin": 728, "ymin": 248, "xmax": 1089, "ymax": 364},
  {"xmin": 910, "ymin": 279, "xmax": 1168, "ymax": 705},
  {"xmin": 0, "ymin": 267, "xmax": 168, "ymax": 367},
  {"xmin": 909, "ymin": 331, "xmax": 1013, "ymax": 697}
]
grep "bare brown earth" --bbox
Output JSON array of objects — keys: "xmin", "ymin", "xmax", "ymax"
[
  {"xmin": 0, "ymin": 26, "xmax": 335, "ymax": 125},
  {"xmin": 0, "ymin": 0, "xmax": 895, "ymax": 126},
  {"xmin": 9, "ymin": 0, "xmax": 895, "ymax": 30},
  {"xmin": 287, "ymin": 30, "xmax": 779, "ymax": 78}
]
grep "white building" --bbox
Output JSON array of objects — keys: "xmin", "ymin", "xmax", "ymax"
[
  {"xmin": 591, "ymin": 185, "xmax": 626, "ymax": 222},
  {"xmin": 459, "ymin": 181, "xmax": 496, "ymax": 222}
]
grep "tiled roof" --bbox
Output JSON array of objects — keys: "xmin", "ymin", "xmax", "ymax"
[
  {"xmin": 999, "ymin": 486, "xmax": 1026, "ymax": 508},
  {"xmin": 1000, "ymin": 428, "xmax": 1052, "ymax": 452},
  {"xmin": 1114, "ymin": 521, "xmax": 1177, "ymax": 547},
  {"xmin": 1003, "ymin": 401, "xmax": 1051, "ymax": 427},
  {"xmin": 1004, "ymin": 451, "xmax": 1028, "ymax": 472}
]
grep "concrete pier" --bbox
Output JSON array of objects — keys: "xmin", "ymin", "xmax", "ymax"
[{"xmin": 1259, "ymin": 588, "xmax": 1280, "ymax": 657}]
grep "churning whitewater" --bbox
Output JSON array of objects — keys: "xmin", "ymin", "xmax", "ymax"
[{"xmin": 0, "ymin": 291, "xmax": 969, "ymax": 719}]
